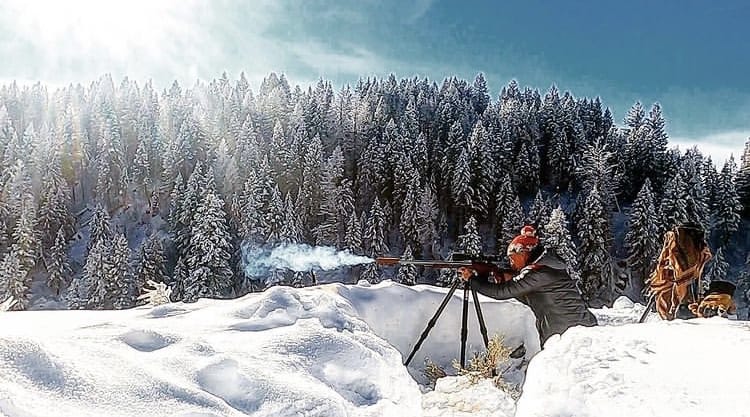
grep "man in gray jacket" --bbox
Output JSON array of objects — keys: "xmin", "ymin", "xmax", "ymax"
[{"xmin": 459, "ymin": 225, "xmax": 597, "ymax": 345}]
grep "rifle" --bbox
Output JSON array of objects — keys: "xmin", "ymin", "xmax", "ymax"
[
  {"xmin": 375, "ymin": 252, "xmax": 514, "ymax": 368},
  {"xmin": 376, "ymin": 253, "xmax": 514, "ymax": 282}
]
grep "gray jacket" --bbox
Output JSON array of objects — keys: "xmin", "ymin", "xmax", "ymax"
[{"xmin": 472, "ymin": 251, "xmax": 597, "ymax": 344}]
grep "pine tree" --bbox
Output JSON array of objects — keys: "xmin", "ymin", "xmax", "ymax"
[
  {"xmin": 136, "ymin": 234, "xmax": 168, "ymax": 295},
  {"xmin": 13, "ymin": 194, "xmax": 38, "ymax": 272},
  {"xmin": 396, "ymin": 245, "xmax": 418, "ymax": 285},
  {"xmin": 713, "ymin": 158, "xmax": 742, "ymax": 247},
  {"xmin": 542, "ymin": 207, "xmax": 580, "ymax": 282},
  {"xmin": 281, "ymin": 193, "xmax": 304, "ymax": 244},
  {"xmin": 528, "ymin": 190, "xmax": 551, "ymax": 232},
  {"xmin": 705, "ymin": 246, "xmax": 729, "ymax": 288},
  {"xmin": 624, "ymin": 179, "xmax": 660, "ymax": 297},
  {"xmin": 577, "ymin": 185, "xmax": 614, "ymax": 304},
  {"xmin": 513, "ymin": 141, "xmax": 540, "ymax": 195},
  {"xmin": 344, "ymin": 211, "xmax": 363, "ymax": 255},
  {"xmin": 736, "ymin": 138, "xmax": 750, "ymax": 215},
  {"xmin": 45, "ymin": 227, "xmax": 71, "ymax": 296},
  {"xmin": 108, "ymin": 234, "xmax": 134, "ymax": 309},
  {"xmin": 364, "ymin": 198, "xmax": 389, "ymax": 257},
  {"xmin": 451, "ymin": 147, "xmax": 474, "ymax": 213},
  {"xmin": 0, "ymin": 250, "xmax": 28, "ymax": 310},
  {"xmin": 183, "ymin": 192, "xmax": 233, "ymax": 302},
  {"xmin": 399, "ymin": 168, "xmax": 422, "ymax": 248},
  {"xmin": 85, "ymin": 239, "xmax": 110, "ymax": 309},
  {"xmin": 36, "ymin": 168, "xmax": 73, "ymax": 250},
  {"xmin": 360, "ymin": 262, "xmax": 381, "ymax": 284},
  {"xmin": 88, "ymin": 204, "xmax": 113, "ymax": 253},
  {"xmin": 456, "ymin": 216, "xmax": 482, "ymax": 256},
  {"xmin": 500, "ymin": 194, "xmax": 524, "ymax": 246},
  {"xmin": 417, "ymin": 183, "xmax": 439, "ymax": 253},
  {"xmin": 314, "ymin": 146, "xmax": 346, "ymax": 246},
  {"xmin": 660, "ymin": 173, "xmax": 690, "ymax": 233}
]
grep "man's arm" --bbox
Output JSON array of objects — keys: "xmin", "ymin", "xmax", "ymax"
[{"xmin": 469, "ymin": 270, "xmax": 545, "ymax": 300}]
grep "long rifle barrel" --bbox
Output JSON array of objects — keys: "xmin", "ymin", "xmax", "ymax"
[{"xmin": 375, "ymin": 257, "xmax": 473, "ymax": 268}]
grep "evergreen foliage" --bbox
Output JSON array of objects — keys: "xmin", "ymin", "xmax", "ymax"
[{"xmin": 0, "ymin": 73, "xmax": 746, "ymax": 310}]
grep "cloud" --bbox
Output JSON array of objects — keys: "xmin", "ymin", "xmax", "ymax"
[{"xmin": 670, "ymin": 131, "xmax": 749, "ymax": 166}]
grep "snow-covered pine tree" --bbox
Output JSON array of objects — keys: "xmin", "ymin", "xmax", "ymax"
[
  {"xmin": 704, "ymin": 246, "xmax": 729, "ymax": 290},
  {"xmin": 88, "ymin": 204, "xmax": 113, "ymax": 253},
  {"xmin": 174, "ymin": 162, "xmax": 206, "ymax": 254},
  {"xmin": 451, "ymin": 147, "xmax": 474, "ymax": 215},
  {"xmin": 736, "ymin": 138, "xmax": 750, "ymax": 215},
  {"xmin": 36, "ymin": 165, "xmax": 73, "ymax": 250},
  {"xmin": 12, "ymin": 193, "xmax": 38, "ymax": 272},
  {"xmin": 660, "ymin": 173, "xmax": 690, "ymax": 233},
  {"xmin": 528, "ymin": 190, "xmax": 551, "ymax": 233},
  {"xmin": 500, "ymin": 194, "xmax": 525, "ymax": 246},
  {"xmin": 576, "ymin": 141, "xmax": 621, "ymax": 213},
  {"xmin": 183, "ymin": 192, "xmax": 233, "ymax": 302},
  {"xmin": 542, "ymin": 207, "xmax": 581, "ymax": 283},
  {"xmin": 456, "ymin": 216, "xmax": 482, "ymax": 257},
  {"xmin": 644, "ymin": 103, "xmax": 669, "ymax": 190},
  {"xmin": 360, "ymin": 262, "xmax": 381, "ymax": 284},
  {"xmin": 108, "ymin": 234, "xmax": 134, "ymax": 309},
  {"xmin": 364, "ymin": 197, "xmax": 389, "ymax": 257},
  {"xmin": 136, "ymin": 234, "xmax": 167, "ymax": 293},
  {"xmin": 469, "ymin": 122, "xmax": 494, "ymax": 216},
  {"xmin": 281, "ymin": 193, "xmax": 304, "ymax": 244},
  {"xmin": 624, "ymin": 179, "xmax": 660, "ymax": 297},
  {"xmin": 399, "ymin": 167, "xmax": 422, "ymax": 249},
  {"xmin": 513, "ymin": 140, "xmax": 540, "ymax": 195},
  {"xmin": 0, "ymin": 250, "xmax": 28, "ymax": 310},
  {"xmin": 713, "ymin": 158, "xmax": 742, "ymax": 247},
  {"xmin": 314, "ymin": 146, "xmax": 346, "ymax": 246},
  {"xmin": 85, "ymin": 239, "xmax": 110, "ymax": 309},
  {"xmin": 396, "ymin": 245, "xmax": 418, "ymax": 286},
  {"xmin": 344, "ymin": 210, "xmax": 363, "ymax": 255},
  {"xmin": 45, "ymin": 227, "xmax": 71, "ymax": 296},
  {"xmin": 494, "ymin": 174, "xmax": 514, "ymax": 236},
  {"xmin": 577, "ymin": 185, "xmax": 614, "ymax": 305},
  {"xmin": 131, "ymin": 133, "xmax": 151, "ymax": 195},
  {"xmin": 265, "ymin": 185, "xmax": 286, "ymax": 244},
  {"xmin": 417, "ymin": 182, "xmax": 440, "ymax": 255}
]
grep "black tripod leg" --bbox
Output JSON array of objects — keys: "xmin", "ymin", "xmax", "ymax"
[
  {"xmin": 404, "ymin": 278, "xmax": 462, "ymax": 366},
  {"xmin": 470, "ymin": 281, "xmax": 497, "ymax": 376},
  {"xmin": 470, "ymin": 281, "xmax": 490, "ymax": 349},
  {"xmin": 638, "ymin": 295, "xmax": 655, "ymax": 323},
  {"xmin": 460, "ymin": 281, "xmax": 470, "ymax": 368}
]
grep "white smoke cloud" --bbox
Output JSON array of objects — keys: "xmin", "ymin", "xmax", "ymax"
[{"xmin": 241, "ymin": 243, "xmax": 374, "ymax": 278}]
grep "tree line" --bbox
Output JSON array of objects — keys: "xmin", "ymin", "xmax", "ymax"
[{"xmin": 0, "ymin": 72, "xmax": 748, "ymax": 311}]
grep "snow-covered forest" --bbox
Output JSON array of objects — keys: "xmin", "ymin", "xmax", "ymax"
[{"xmin": 0, "ymin": 72, "xmax": 749, "ymax": 313}]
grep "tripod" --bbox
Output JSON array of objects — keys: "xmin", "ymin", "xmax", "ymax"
[{"xmin": 404, "ymin": 277, "xmax": 490, "ymax": 369}]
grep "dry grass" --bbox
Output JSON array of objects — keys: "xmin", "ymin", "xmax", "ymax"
[
  {"xmin": 423, "ymin": 334, "xmax": 519, "ymax": 397},
  {"xmin": 423, "ymin": 357, "xmax": 447, "ymax": 387}
]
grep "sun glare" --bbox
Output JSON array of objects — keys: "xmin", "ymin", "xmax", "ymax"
[{"xmin": 9, "ymin": 0, "xmax": 182, "ymax": 58}]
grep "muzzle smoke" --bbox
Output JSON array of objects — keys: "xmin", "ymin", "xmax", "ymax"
[{"xmin": 241, "ymin": 242, "xmax": 374, "ymax": 277}]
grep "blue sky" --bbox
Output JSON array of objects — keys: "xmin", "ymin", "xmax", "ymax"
[{"xmin": 0, "ymin": 0, "xmax": 747, "ymax": 161}]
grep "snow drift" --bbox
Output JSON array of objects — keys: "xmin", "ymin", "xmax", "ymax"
[{"xmin": 2, "ymin": 281, "xmax": 749, "ymax": 417}]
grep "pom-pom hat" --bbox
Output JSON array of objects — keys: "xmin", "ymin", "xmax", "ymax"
[{"xmin": 506, "ymin": 225, "xmax": 539, "ymax": 256}]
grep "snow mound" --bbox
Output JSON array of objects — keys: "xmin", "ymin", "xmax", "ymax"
[
  {"xmin": 422, "ymin": 376, "xmax": 516, "ymax": 417},
  {"xmin": 0, "ymin": 285, "xmax": 423, "ymax": 417},
  {"xmin": 517, "ymin": 308, "xmax": 750, "ymax": 417}
]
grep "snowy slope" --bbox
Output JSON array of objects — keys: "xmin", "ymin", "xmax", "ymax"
[
  {"xmin": 1, "ymin": 281, "xmax": 748, "ymax": 417},
  {"xmin": 518, "ymin": 306, "xmax": 750, "ymax": 417}
]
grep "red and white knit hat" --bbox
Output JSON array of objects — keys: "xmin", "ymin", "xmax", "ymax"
[{"xmin": 506, "ymin": 225, "xmax": 539, "ymax": 256}]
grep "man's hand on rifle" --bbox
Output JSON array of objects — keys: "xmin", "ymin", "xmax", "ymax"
[{"xmin": 457, "ymin": 267, "xmax": 474, "ymax": 282}]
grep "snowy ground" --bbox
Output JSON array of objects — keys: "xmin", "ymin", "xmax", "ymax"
[{"xmin": 1, "ymin": 280, "xmax": 749, "ymax": 417}]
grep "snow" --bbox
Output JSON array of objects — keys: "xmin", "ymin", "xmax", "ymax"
[{"xmin": 1, "ymin": 281, "xmax": 748, "ymax": 417}]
